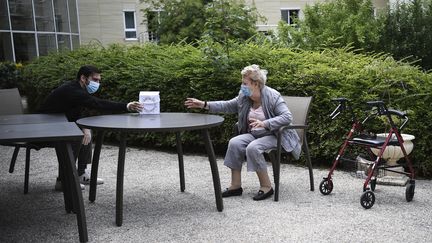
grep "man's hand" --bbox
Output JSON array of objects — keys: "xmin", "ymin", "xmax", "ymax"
[
  {"xmin": 82, "ymin": 128, "xmax": 92, "ymax": 145},
  {"xmin": 127, "ymin": 101, "xmax": 143, "ymax": 112}
]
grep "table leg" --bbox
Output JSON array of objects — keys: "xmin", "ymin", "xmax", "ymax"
[
  {"xmin": 55, "ymin": 144, "xmax": 73, "ymax": 213},
  {"xmin": 89, "ymin": 131, "xmax": 105, "ymax": 202},
  {"xmin": 24, "ymin": 146, "xmax": 30, "ymax": 194},
  {"xmin": 176, "ymin": 132, "xmax": 185, "ymax": 192},
  {"xmin": 116, "ymin": 132, "xmax": 127, "ymax": 226},
  {"xmin": 59, "ymin": 142, "xmax": 88, "ymax": 242},
  {"xmin": 8, "ymin": 146, "xmax": 20, "ymax": 173},
  {"xmin": 201, "ymin": 129, "xmax": 223, "ymax": 212}
]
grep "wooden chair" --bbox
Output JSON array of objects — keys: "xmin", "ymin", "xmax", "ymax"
[
  {"xmin": 0, "ymin": 88, "xmax": 41, "ymax": 194},
  {"xmin": 266, "ymin": 96, "xmax": 314, "ymax": 201}
]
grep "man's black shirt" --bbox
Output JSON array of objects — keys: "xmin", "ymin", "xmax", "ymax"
[{"xmin": 39, "ymin": 81, "xmax": 128, "ymax": 122}]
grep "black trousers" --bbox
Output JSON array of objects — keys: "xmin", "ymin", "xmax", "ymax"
[
  {"xmin": 58, "ymin": 141, "xmax": 92, "ymax": 180},
  {"xmin": 72, "ymin": 141, "xmax": 92, "ymax": 175}
]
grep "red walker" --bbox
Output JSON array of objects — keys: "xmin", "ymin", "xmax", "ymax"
[{"xmin": 319, "ymin": 98, "xmax": 415, "ymax": 209}]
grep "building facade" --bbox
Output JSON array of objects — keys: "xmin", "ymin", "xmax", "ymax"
[
  {"xmin": 0, "ymin": 0, "xmax": 388, "ymax": 63},
  {"xmin": 0, "ymin": 0, "xmax": 148, "ymax": 63},
  {"xmin": 78, "ymin": 0, "xmax": 148, "ymax": 46},
  {"xmin": 1, "ymin": 0, "xmax": 80, "ymax": 63}
]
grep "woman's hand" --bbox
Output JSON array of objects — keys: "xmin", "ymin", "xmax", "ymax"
[
  {"xmin": 249, "ymin": 118, "xmax": 266, "ymax": 129},
  {"xmin": 184, "ymin": 98, "xmax": 205, "ymax": 109}
]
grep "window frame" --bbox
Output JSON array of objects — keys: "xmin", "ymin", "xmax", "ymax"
[
  {"xmin": 123, "ymin": 10, "xmax": 137, "ymax": 40},
  {"xmin": 280, "ymin": 8, "xmax": 300, "ymax": 25},
  {"xmin": 0, "ymin": 0, "xmax": 80, "ymax": 62}
]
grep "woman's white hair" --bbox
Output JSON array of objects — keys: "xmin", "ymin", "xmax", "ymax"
[{"xmin": 241, "ymin": 64, "xmax": 268, "ymax": 88}]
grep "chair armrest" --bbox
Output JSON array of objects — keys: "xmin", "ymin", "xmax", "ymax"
[
  {"xmin": 277, "ymin": 124, "xmax": 309, "ymax": 134},
  {"xmin": 273, "ymin": 123, "xmax": 309, "ymax": 155}
]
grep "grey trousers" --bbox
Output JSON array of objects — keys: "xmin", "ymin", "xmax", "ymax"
[{"xmin": 224, "ymin": 132, "xmax": 277, "ymax": 172}]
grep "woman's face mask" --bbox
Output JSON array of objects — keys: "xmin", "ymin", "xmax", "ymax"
[
  {"xmin": 86, "ymin": 80, "xmax": 100, "ymax": 94},
  {"xmin": 240, "ymin": 84, "xmax": 252, "ymax": 97}
]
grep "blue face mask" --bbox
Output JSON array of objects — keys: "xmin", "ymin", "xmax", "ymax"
[
  {"xmin": 86, "ymin": 80, "xmax": 100, "ymax": 94},
  {"xmin": 240, "ymin": 84, "xmax": 252, "ymax": 97}
]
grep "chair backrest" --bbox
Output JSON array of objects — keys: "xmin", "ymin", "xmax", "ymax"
[
  {"xmin": 0, "ymin": 88, "xmax": 24, "ymax": 115},
  {"xmin": 283, "ymin": 96, "xmax": 313, "ymax": 146}
]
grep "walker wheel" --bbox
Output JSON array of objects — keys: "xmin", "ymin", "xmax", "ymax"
[
  {"xmin": 360, "ymin": 190, "xmax": 375, "ymax": 209},
  {"xmin": 319, "ymin": 178, "xmax": 333, "ymax": 195},
  {"xmin": 405, "ymin": 180, "xmax": 415, "ymax": 202},
  {"xmin": 370, "ymin": 178, "xmax": 377, "ymax": 191}
]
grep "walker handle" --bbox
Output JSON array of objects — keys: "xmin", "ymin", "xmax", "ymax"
[
  {"xmin": 330, "ymin": 104, "xmax": 342, "ymax": 119},
  {"xmin": 366, "ymin": 101, "xmax": 409, "ymax": 130},
  {"xmin": 366, "ymin": 100, "xmax": 388, "ymax": 115},
  {"xmin": 330, "ymin": 98, "xmax": 348, "ymax": 119},
  {"xmin": 388, "ymin": 109, "xmax": 409, "ymax": 130},
  {"xmin": 330, "ymin": 98, "xmax": 356, "ymax": 121}
]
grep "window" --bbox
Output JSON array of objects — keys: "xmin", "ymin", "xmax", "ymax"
[
  {"xmin": 0, "ymin": 32, "xmax": 14, "ymax": 60},
  {"xmin": 0, "ymin": 0, "xmax": 80, "ymax": 62},
  {"xmin": 54, "ymin": 0, "xmax": 70, "ymax": 32},
  {"xmin": 71, "ymin": 35, "xmax": 79, "ymax": 49},
  {"xmin": 57, "ymin": 34, "xmax": 71, "ymax": 51},
  {"xmin": 0, "ymin": 0, "xmax": 10, "ymax": 30},
  {"xmin": 123, "ymin": 11, "xmax": 137, "ymax": 39},
  {"xmin": 13, "ymin": 33, "xmax": 37, "ymax": 62},
  {"xmin": 146, "ymin": 10, "xmax": 163, "ymax": 42},
  {"xmin": 281, "ymin": 9, "xmax": 300, "ymax": 25},
  {"xmin": 37, "ymin": 34, "xmax": 56, "ymax": 56},
  {"xmin": 68, "ymin": 0, "xmax": 78, "ymax": 33},
  {"xmin": 34, "ymin": 0, "xmax": 55, "ymax": 32},
  {"xmin": 9, "ymin": 0, "xmax": 34, "ymax": 31}
]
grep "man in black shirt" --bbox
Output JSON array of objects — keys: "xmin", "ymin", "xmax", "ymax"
[{"xmin": 40, "ymin": 65, "xmax": 142, "ymax": 190}]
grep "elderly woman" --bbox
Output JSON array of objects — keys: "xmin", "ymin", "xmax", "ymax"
[{"xmin": 185, "ymin": 64, "xmax": 301, "ymax": 201}]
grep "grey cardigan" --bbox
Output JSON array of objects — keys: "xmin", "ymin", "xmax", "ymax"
[{"xmin": 208, "ymin": 85, "xmax": 301, "ymax": 159}]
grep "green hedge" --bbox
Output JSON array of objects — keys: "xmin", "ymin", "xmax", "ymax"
[
  {"xmin": 0, "ymin": 62, "xmax": 23, "ymax": 90},
  {"xmin": 19, "ymin": 42, "xmax": 432, "ymax": 177}
]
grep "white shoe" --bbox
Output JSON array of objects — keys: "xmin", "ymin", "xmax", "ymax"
[
  {"xmin": 79, "ymin": 170, "xmax": 104, "ymax": 185},
  {"xmin": 55, "ymin": 179, "xmax": 85, "ymax": 191}
]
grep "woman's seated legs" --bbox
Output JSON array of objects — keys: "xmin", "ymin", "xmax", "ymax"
[
  {"xmin": 245, "ymin": 135, "xmax": 276, "ymax": 172},
  {"xmin": 224, "ymin": 133, "xmax": 255, "ymax": 170}
]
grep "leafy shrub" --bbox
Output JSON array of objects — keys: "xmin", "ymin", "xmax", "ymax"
[
  {"xmin": 276, "ymin": 0, "xmax": 432, "ymax": 71},
  {"xmin": 21, "ymin": 42, "xmax": 432, "ymax": 177},
  {"xmin": 378, "ymin": 0, "xmax": 432, "ymax": 70},
  {"xmin": 142, "ymin": 0, "xmax": 265, "ymax": 45},
  {"xmin": 0, "ymin": 62, "xmax": 24, "ymax": 91}
]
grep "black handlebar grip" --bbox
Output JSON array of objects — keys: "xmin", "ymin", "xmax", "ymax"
[
  {"xmin": 387, "ymin": 109, "xmax": 407, "ymax": 118},
  {"xmin": 332, "ymin": 98, "xmax": 348, "ymax": 102},
  {"xmin": 366, "ymin": 100, "xmax": 385, "ymax": 106}
]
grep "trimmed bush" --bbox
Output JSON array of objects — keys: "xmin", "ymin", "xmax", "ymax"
[
  {"xmin": 21, "ymin": 42, "xmax": 432, "ymax": 177},
  {"xmin": 0, "ymin": 62, "xmax": 24, "ymax": 91}
]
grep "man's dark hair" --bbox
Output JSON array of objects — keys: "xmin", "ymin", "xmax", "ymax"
[{"xmin": 76, "ymin": 65, "xmax": 101, "ymax": 80}]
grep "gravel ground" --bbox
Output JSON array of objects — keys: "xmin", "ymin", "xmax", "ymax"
[{"xmin": 1, "ymin": 145, "xmax": 431, "ymax": 242}]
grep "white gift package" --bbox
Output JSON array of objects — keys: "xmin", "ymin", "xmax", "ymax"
[{"xmin": 139, "ymin": 91, "xmax": 160, "ymax": 114}]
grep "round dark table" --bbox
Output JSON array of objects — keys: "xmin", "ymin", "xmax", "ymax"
[{"xmin": 77, "ymin": 113, "xmax": 224, "ymax": 226}]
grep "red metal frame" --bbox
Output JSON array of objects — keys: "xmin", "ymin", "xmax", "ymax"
[{"xmin": 320, "ymin": 99, "xmax": 416, "ymax": 209}]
